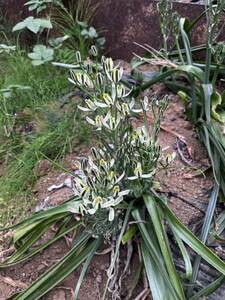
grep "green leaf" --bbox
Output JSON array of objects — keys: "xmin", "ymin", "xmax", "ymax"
[
  {"xmin": 122, "ymin": 225, "xmax": 137, "ymax": 244},
  {"xmin": 12, "ymin": 17, "xmax": 52, "ymax": 34},
  {"xmin": 144, "ymin": 195, "xmax": 185, "ymax": 299},
  {"xmin": 132, "ymin": 65, "xmax": 203, "ymax": 96},
  {"xmin": 0, "ymin": 222, "xmax": 81, "ymax": 267},
  {"xmin": 28, "ymin": 52, "xmax": 42, "ymax": 60},
  {"xmin": 0, "ymin": 44, "xmax": 16, "ymax": 54},
  {"xmin": 31, "ymin": 60, "xmax": 44, "ymax": 66},
  {"xmin": 0, "ymin": 197, "xmax": 81, "ymax": 232},
  {"xmin": 132, "ymin": 208, "xmax": 181, "ymax": 300},
  {"xmin": 28, "ymin": 44, "xmax": 54, "ymax": 65},
  {"xmin": 12, "ymin": 233, "xmax": 91, "ymax": 300},
  {"xmin": 157, "ymin": 195, "xmax": 225, "ymax": 275},
  {"xmin": 177, "ymin": 65, "xmax": 204, "ymax": 82},
  {"xmin": 173, "ymin": 232, "xmax": 192, "ymax": 279},
  {"xmin": 189, "ymin": 184, "xmax": 219, "ymax": 293},
  {"xmin": 211, "ymin": 91, "xmax": 225, "ymax": 123},
  {"xmin": 189, "ymin": 275, "xmax": 225, "ymax": 300},
  {"xmin": 179, "ymin": 18, "xmax": 193, "ymax": 65},
  {"xmin": 142, "ymin": 240, "xmax": 173, "ymax": 300},
  {"xmin": 74, "ymin": 237, "xmax": 102, "ymax": 299},
  {"xmin": 202, "ymin": 83, "xmax": 213, "ymax": 124},
  {"xmin": 201, "ymin": 125, "xmax": 220, "ymax": 184}
]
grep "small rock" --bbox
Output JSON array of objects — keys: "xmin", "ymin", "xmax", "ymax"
[
  {"xmin": 183, "ymin": 121, "xmax": 192, "ymax": 130},
  {"xmin": 34, "ymin": 159, "xmax": 52, "ymax": 178},
  {"xmin": 52, "ymin": 289, "xmax": 66, "ymax": 300},
  {"xmin": 37, "ymin": 264, "xmax": 46, "ymax": 272},
  {"xmin": 96, "ymin": 275, "xmax": 102, "ymax": 283}
]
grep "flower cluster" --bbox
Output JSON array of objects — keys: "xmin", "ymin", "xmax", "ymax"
[
  {"xmin": 73, "ymin": 148, "xmax": 129, "ymax": 222},
  {"xmin": 68, "ymin": 57, "xmax": 146, "ymax": 134},
  {"xmin": 68, "ymin": 53, "xmax": 168, "ymax": 230}
]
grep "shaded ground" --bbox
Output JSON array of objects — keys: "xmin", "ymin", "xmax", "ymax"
[{"xmin": 0, "ymin": 70, "xmax": 219, "ymax": 299}]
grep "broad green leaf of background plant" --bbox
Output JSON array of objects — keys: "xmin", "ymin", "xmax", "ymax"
[
  {"xmin": 48, "ymin": 35, "xmax": 69, "ymax": 49},
  {"xmin": 28, "ymin": 45, "xmax": 54, "ymax": 65},
  {"xmin": 81, "ymin": 27, "xmax": 98, "ymax": 39},
  {"xmin": 177, "ymin": 65, "xmax": 204, "ymax": 82},
  {"xmin": 12, "ymin": 17, "xmax": 52, "ymax": 34},
  {"xmin": 25, "ymin": 0, "xmax": 62, "ymax": 13}
]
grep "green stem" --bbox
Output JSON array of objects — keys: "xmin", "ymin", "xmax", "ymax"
[
  {"xmin": 163, "ymin": 35, "xmax": 168, "ymax": 58},
  {"xmin": 212, "ymin": 65, "xmax": 219, "ymax": 88},
  {"xmin": 204, "ymin": 43, "xmax": 212, "ymax": 84},
  {"xmin": 175, "ymin": 38, "xmax": 185, "ymax": 64},
  {"xmin": 204, "ymin": 0, "xmax": 213, "ymax": 84}
]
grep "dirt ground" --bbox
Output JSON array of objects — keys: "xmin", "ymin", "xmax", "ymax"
[{"xmin": 0, "ymin": 70, "xmax": 219, "ymax": 299}]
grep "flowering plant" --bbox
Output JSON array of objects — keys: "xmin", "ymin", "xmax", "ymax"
[
  {"xmin": 2, "ymin": 51, "xmax": 225, "ymax": 300},
  {"xmin": 68, "ymin": 54, "xmax": 167, "ymax": 234}
]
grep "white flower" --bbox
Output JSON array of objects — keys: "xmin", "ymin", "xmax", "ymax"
[
  {"xmin": 102, "ymin": 93, "xmax": 114, "ymax": 106},
  {"xmin": 102, "ymin": 112, "xmax": 121, "ymax": 131},
  {"xmin": 108, "ymin": 208, "xmax": 115, "ymax": 221},
  {"xmin": 105, "ymin": 66, "xmax": 123, "ymax": 83},
  {"xmin": 86, "ymin": 115, "xmax": 103, "ymax": 130},
  {"xmin": 72, "ymin": 152, "xmax": 130, "ymax": 222},
  {"xmin": 141, "ymin": 96, "xmax": 149, "ymax": 111},
  {"xmin": 94, "ymin": 101, "xmax": 109, "ymax": 108},
  {"xmin": 127, "ymin": 162, "xmax": 155, "ymax": 180},
  {"xmin": 102, "ymin": 57, "xmax": 114, "ymax": 73},
  {"xmin": 78, "ymin": 99, "xmax": 97, "ymax": 112},
  {"xmin": 116, "ymin": 85, "xmax": 133, "ymax": 98},
  {"xmin": 69, "ymin": 71, "xmax": 93, "ymax": 88}
]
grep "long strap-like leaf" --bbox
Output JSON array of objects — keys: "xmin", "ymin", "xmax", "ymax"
[
  {"xmin": 179, "ymin": 18, "xmax": 193, "ymax": 65},
  {"xmin": 155, "ymin": 194, "xmax": 225, "ymax": 275},
  {"xmin": 0, "ymin": 221, "xmax": 82, "ymax": 267},
  {"xmin": 144, "ymin": 194, "xmax": 185, "ymax": 300},
  {"xmin": 0, "ymin": 197, "xmax": 81, "ymax": 232},
  {"xmin": 141, "ymin": 240, "xmax": 174, "ymax": 300},
  {"xmin": 73, "ymin": 237, "xmax": 102, "ymax": 299},
  {"xmin": 12, "ymin": 232, "xmax": 91, "ymax": 300},
  {"xmin": 133, "ymin": 208, "xmax": 181, "ymax": 300},
  {"xmin": 189, "ymin": 184, "xmax": 219, "ymax": 295},
  {"xmin": 189, "ymin": 275, "xmax": 225, "ymax": 300}
]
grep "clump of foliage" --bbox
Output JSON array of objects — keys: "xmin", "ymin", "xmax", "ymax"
[
  {"xmin": 130, "ymin": 0, "xmax": 225, "ymax": 296},
  {"xmin": 0, "ymin": 102, "xmax": 90, "ymax": 225},
  {"xmin": 11, "ymin": 0, "xmax": 104, "ymax": 64},
  {"xmin": 0, "ymin": 49, "xmax": 69, "ymax": 161},
  {"xmin": 0, "ymin": 0, "xmax": 102, "ymax": 218},
  {"xmin": 3, "ymin": 54, "xmax": 225, "ymax": 300}
]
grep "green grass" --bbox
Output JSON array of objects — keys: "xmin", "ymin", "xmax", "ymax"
[
  {"xmin": 0, "ymin": 109, "xmax": 90, "ymax": 225},
  {"xmin": 1, "ymin": 51, "xmax": 69, "ymax": 106},
  {"xmin": 0, "ymin": 50, "xmax": 90, "ymax": 225}
]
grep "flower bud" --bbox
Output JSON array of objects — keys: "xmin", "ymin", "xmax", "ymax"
[
  {"xmin": 111, "ymin": 67, "xmax": 123, "ymax": 83},
  {"xmin": 97, "ymin": 73, "xmax": 104, "ymax": 86},
  {"xmin": 103, "ymin": 93, "xmax": 113, "ymax": 105},
  {"xmin": 75, "ymin": 51, "xmax": 81, "ymax": 63},
  {"xmin": 117, "ymin": 84, "xmax": 125, "ymax": 98},
  {"xmin": 103, "ymin": 58, "xmax": 113, "ymax": 73},
  {"xmin": 91, "ymin": 45, "xmax": 98, "ymax": 57},
  {"xmin": 86, "ymin": 63, "xmax": 93, "ymax": 74}
]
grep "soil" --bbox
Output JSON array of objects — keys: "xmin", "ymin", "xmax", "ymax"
[{"xmin": 0, "ymin": 66, "xmax": 219, "ymax": 300}]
